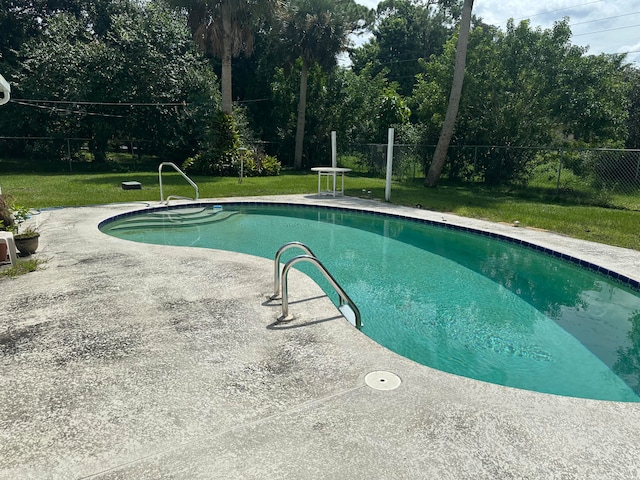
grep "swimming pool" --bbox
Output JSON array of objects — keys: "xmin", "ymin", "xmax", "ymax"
[{"xmin": 100, "ymin": 203, "xmax": 640, "ymax": 402}]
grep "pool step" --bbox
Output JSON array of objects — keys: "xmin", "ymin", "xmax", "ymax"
[{"xmin": 108, "ymin": 208, "xmax": 238, "ymax": 231}]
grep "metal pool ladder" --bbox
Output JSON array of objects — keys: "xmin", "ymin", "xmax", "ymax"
[
  {"xmin": 158, "ymin": 162, "xmax": 199, "ymax": 204},
  {"xmin": 271, "ymin": 242, "xmax": 362, "ymax": 329}
]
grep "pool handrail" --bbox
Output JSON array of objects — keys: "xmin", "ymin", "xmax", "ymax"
[
  {"xmin": 271, "ymin": 241, "xmax": 317, "ymax": 299},
  {"xmin": 158, "ymin": 162, "xmax": 199, "ymax": 204},
  {"xmin": 274, "ymin": 246, "xmax": 362, "ymax": 329}
]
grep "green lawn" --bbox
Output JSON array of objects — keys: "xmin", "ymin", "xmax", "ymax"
[{"xmin": 2, "ymin": 170, "xmax": 639, "ymax": 251}]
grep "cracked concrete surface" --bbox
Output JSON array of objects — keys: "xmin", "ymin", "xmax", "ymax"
[{"xmin": 1, "ymin": 195, "xmax": 640, "ymax": 479}]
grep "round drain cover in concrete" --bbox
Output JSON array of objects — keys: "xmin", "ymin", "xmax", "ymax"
[{"xmin": 365, "ymin": 371, "xmax": 401, "ymax": 391}]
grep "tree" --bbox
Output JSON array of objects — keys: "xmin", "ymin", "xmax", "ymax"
[
  {"xmin": 9, "ymin": 0, "xmax": 220, "ymax": 163},
  {"xmin": 267, "ymin": 61, "xmax": 409, "ymax": 166},
  {"xmin": 555, "ymin": 51, "xmax": 630, "ymax": 146},
  {"xmin": 413, "ymin": 16, "xmax": 631, "ymax": 184},
  {"xmin": 627, "ymin": 68, "xmax": 640, "ymax": 148},
  {"xmin": 425, "ymin": 0, "xmax": 473, "ymax": 186},
  {"xmin": 351, "ymin": 0, "xmax": 459, "ymax": 96},
  {"xmin": 336, "ymin": 66, "xmax": 410, "ymax": 144},
  {"xmin": 172, "ymin": 0, "xmax": 280, "ymax": 114},
  {"xmin": 282, "ymin": 0, "xmax": 372, "ymax": 168}
]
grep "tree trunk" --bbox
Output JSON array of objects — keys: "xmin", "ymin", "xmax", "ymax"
[
  {"xmin": 90, "ymin": 127, "xmax": 109, "ymax": 165},
  {"xmin": 294, "ymin": 59, "xmax": 309, "ymax": 169},
  {"xmin": 221, "ymin": 4, "xmax": 233, "ymax": 114},
  {"xmin": 425, "ymin": 0, "xmax": 474, "ymax": 187}
]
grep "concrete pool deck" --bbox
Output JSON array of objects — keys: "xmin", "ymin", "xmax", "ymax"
[{"xmin": 2, "ymin": 194, "xmax": 640, "ymax": 479}]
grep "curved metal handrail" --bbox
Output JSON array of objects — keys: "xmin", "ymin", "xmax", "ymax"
[
  {"xmin": 158, "ymin": 162, "xmax": 199, "ymax": 204},
  {"xmin": 271, "ymin": 241, "xmax": 317, "ymax": 299},
  {"xmin": 279, "ymin": 254, "xmax": 362, "ymax": 329}
]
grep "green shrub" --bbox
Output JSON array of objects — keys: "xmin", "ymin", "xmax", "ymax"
[
  {"xmin": 181, "ymin": 110, "xmax": 282, "ymax": 177},
  {"xmin": 239, "ymin": 152, "xmax": 281, "ymax": 177},
  {"xmin": 183, "ymin": 112, "xmax": 240, "ymax": 175},
  {"xmin": 260, "ymin": 155, "xmax": 281, "ymax": 176}
]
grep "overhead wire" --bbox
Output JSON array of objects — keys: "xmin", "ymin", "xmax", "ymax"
[
  {"xmin": 10, "ymin": 97, "xmax": 273, "ymax": 112},
  {"xmin": 11, "ymin": 100, "xmax": 127, "ymax": 118},
  {"xmin": 573, "ymin": 23, "xmax": 640, "ymax": 37},
  {"xmin": 570, "ymin": 11, "xmax": 640, "ymax": 27},
  {"xmin": 490, "ymin": 1, "xmax": 638, "ymax": 53},
  {"xmin": 12, "ymin": 98, "xmax": 188, "ymax": 106},
  {"xmin": 507, "ymin": 0, "xmax": 604, "ymax": 22}
]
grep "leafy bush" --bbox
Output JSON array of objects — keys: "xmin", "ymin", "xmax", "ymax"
[
  {"xmin": 183, "ymin": 112, "xmax": 240, "ymax": 175},
  {"xmin": 238, "ymin": 151, "xmax": 281, "ymax": 177},
  {"xmin": 259, "ymin": 155, "xmax": 281, "ymax": 176},
  {"xmin": 182, "ymin": 110, "xmax": 282, "ymax": 177}
]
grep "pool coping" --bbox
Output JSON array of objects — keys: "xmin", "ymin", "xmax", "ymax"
[{"xmin": 2, "ymin": 194, "xmax": 640, "ymax": 479}]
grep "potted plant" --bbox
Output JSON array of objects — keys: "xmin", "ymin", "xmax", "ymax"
[{"xmin": 10, "ymin": 203, "xmax": 40, "ymax": 255}]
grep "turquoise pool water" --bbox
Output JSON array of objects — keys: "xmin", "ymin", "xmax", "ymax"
[{"xmin": 100, "ymin": 203, "xmax": 640, "ymax": 402}]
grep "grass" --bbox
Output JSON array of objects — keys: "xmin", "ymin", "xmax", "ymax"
[
  {"xmin": 0, "ymin": 258, "xmax": 42, "ymax": 278},
  {"xmin": 1, "ymin": 169, "xmax": 640, "ymax": 251}
]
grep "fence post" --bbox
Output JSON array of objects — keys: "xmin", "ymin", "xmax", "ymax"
[
  {"xmin": 131, "ymin": 141, "xmax": 136, "ymax": 170},
  {"xmin": 67, "ymin": 138, "xmax": 72, "ymax": 172},
  {"xmin": 556, "ymin": 148, "xmax": 564, "ymax": 194},
  {"xmin": 238, "ymin": 147, "xmax": 247, "ymax": 184},
  {"xmin": 473, "ymin": 146, "xmax": 478, "ymax": 183}
]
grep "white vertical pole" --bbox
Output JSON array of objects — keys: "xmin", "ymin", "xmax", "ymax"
[
  {"xmin": 331, "ymin": 131, "xmax": 337, "ymax": 196},
  {"xmin": 331, "ymin": 131, "xmax": 337, "ymax": 168},
  {"xmin": 385, "ymin": 128, "xmax": 394, "ymax": 202}
]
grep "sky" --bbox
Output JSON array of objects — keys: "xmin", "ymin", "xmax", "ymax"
[{"xmin": 356, "ymin": 0, "xmax": 640, "ymax": 67}]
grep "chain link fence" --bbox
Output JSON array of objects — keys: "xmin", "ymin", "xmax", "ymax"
[
  {"xmin": 2, "ymin": 136, "xmax": 640, "ymax": 210},
  {"xmin": 0, "ymin": 136, "xmax": 282, "ymax": 172},
  {"xmin": 340, "ymin": 143, "xmax": 640, "ymax": 210},
  {"xmin": 0, "ymin": 136, "xmax": 163, "ymax": 171}
]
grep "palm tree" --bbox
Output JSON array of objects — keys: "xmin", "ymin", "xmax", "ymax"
[
  {"xmin": 282, "ymin": 0, "xmax": 371, "ymax": 168},
  {"xmin": 425, "ymin": 0, "xmax": 474, "ymax": 186},
  {"xmin": 173, "ymin": 0, "xmax": 281, "ymax": 114}
]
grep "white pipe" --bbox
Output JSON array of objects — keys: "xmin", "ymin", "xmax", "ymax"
[
  {"xmin": 331, "ymin": 131, "xmax": 337, "ymax": 168},
  {"xmin": 0, "ymin": 74, "xmax": 10, "ymax": 106},
  {"xmin": 331, "ymin": 131, "xmax": 337, "ymax": 195},
  {"xmin": 385, "ymin": 128, "xmax": 394, "ymax": 202}
]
